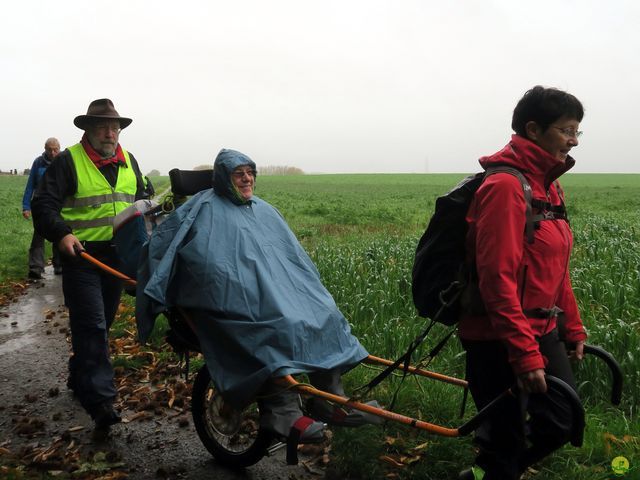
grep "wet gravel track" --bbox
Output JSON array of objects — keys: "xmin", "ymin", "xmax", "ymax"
[{"xmin": 0, "ymin": 267, "xmax": 324, "ymax": 480}]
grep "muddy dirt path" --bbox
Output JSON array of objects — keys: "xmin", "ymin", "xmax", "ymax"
[{"xmin": 0, "ymin": 267, "xmax": 326, "ymax": 480}]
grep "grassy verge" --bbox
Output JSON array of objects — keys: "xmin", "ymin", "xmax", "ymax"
[
  {"xmin": 309, "ymin": 231, "xmax": 639, "ymax": 479},
  {"xmin": 0, "ymin": 176, "xmax": 40, "ymax": 289}
]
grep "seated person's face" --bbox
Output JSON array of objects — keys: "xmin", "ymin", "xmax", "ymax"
[{"xmin": 231, "ymin": 166, "xmax": 255, "ymax": 200}]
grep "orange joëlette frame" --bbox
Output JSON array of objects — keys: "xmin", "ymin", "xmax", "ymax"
[{"xmin": 80, "ymin": 250, "xmax": 481, "ymax": 438}]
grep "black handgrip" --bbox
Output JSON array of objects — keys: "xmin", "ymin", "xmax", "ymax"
[
  {"xmin": 458, "ymin": 375, "xmax": 585, "ymax": 447},
  {"xmin": 546, "ymin": 375, "xmax": 585, "ymax": 447},
  {"xmin": 583, "ymin": 344, "xmax": 623, "ymax": 405}
]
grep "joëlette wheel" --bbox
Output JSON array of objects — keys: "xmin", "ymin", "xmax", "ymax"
[{"xmin": 191, "ymin": 365, "xmax": 273, "ymax": 468}]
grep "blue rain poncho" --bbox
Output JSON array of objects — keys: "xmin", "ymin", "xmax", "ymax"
[{"xmin": 136, "ymin": 149, "xmax": 368, "ymax": 403}]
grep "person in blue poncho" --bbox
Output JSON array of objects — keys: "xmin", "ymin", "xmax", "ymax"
[{"xmin": 136, "ymin": 149, "xmax": 380, "ymax": 443}]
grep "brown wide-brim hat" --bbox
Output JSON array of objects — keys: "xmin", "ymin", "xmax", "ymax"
[{"xmin": 73, "ymin": 98, "xmax": 133, "ymax": 130}]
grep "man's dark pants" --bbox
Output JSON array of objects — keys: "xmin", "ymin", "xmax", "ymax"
[
  {"xmin": 62, "ymin": 245, "xmax": 122, "ymax": 414},
  {"xmin": 462, "ymin": 329, "xmax": 578, "ymax": 480},
  {"xmin": 28, "ymin": 230, "xmax": 62, "ymax": 275}
]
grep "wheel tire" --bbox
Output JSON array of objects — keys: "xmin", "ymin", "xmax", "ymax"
[{"xmin": 191, "ymin": 365, "xmax": 274, "ymax": 468}]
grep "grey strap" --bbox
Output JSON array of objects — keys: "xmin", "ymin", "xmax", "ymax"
[
  {"xmin": 66, "ymin": 216, "xmax": 114, "ymax": 229},
  {"xmin": 63, "ymin": 192, "xmax": 135, "ymax": 208},
  {"xmin": 484, "ymin": 166, "xmax": 535, "ymax": 244}
]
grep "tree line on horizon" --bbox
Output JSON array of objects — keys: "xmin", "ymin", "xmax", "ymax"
[{"xmin": 146, "ymin": 165, "xmax": 305, "ymax": 176}]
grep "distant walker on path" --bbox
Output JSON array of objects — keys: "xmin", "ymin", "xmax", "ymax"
[{"xmin": 22, "ymin": 137, "xmax": 63, "ymax": 279}]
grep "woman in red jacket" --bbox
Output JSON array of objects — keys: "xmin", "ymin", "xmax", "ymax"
[{"xmin": 458, "ymin": 86, "xmax": 587, "ymax": 480}]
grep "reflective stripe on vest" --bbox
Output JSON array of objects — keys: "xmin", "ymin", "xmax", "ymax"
[{"xmin": 61, "ymin": 143, "xmax": 137, "ymax": 241}]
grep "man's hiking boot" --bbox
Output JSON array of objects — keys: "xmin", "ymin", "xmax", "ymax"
[
  {"xmin": 66, "ymin": 376, "xmax": 76, "ymax": 395},
  {"xmin": 258, "ymin": 383, "xmax": 325, "ymax": 443},
  {"xmin": 90, "ymin": 402, "xmax": 121, "ymax": 430},
  {"xmin": 306, "ymin": 397, "xmax": 384, "ymax": 427},
  {"xmin": 307, "ymin": 369, "xmax": 384, "ymax": 427},
  {"xmin": 258, "ymin": 381, "xmax": 326, "ymax": 465}
]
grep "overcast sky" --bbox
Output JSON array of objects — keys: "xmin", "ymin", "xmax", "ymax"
[{"xmin": 2, "ymin": 0, "xmax": 639, "ymax": 174}]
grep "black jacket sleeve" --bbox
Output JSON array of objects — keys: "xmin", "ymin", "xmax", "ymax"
[{"xmin": 128, "ymin": 153, "xmax": 149, "ymax": 201}]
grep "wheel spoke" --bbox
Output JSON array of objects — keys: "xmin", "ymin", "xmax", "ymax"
[
  {"xmin": 191, "ymin": 365, "xmax": 271, "ymax": 466},
  {"xmin": 201, "ymin": 381, "xmax": 261, "ymax": 453}
]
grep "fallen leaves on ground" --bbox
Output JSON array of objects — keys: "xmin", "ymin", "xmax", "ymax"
[
  {"xmin": 378, "ymin": 435, "xmax": 429, "ymax": 470},
  {"xmin": 0, "ymin": 280, "xmax": 30, "ymax": 308},
  {"xmin": 1, "ymin": 434, "xmax": 127, "ymax": 479},
  {"xmin": 73, "ymin": 451, "xmax": 126, "ymax": 475},
  {"xmin": 299, "ymin": 430, "xmax": 334, "ymax": 475},
  {"xmin": 603, "ymin": 432, "xmax": 639, "ymax": 456},
  {"xmin": 5, "ymin": 298, "xmax": 338, "ymax": 478},
  {"xmin": 64, "ymin": 303, "xmax": 196, "ymax": 424},
  {"xmin": 2, "ymin": 302, "xmax": 195, "ymax": 478},
  {"xmin": 12, "ymin": 415, "xmax": 47, "ymax": 436}
]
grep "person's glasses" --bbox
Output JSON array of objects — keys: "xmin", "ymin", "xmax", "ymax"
[
  {"xmin": 231, "ymin": 169, "xmax": 255, "ymax": 178},
  {"xmin": 552, "ymin": 126, "xmax": 582, "ymax": 138},
  {"xmin": 94, "ymin": 124, "xmax": 121, "ymax": 134}
]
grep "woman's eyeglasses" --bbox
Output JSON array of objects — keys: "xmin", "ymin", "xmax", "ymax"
[{"xmin": 552, "ymin": 126, "xmax": 583, "ymax": 138}]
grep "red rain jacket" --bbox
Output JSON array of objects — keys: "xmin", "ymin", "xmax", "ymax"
[{"xmin": 458, "ymin": 134, "xmax": 587, "ymax": 375}]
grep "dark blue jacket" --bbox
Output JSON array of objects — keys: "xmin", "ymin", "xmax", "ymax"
[{"xmin": 22, "ymin": 153, "xmax": 53, "ymax": 211}]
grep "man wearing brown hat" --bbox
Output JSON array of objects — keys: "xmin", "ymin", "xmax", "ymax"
[{"xmin": 32, "ymin": 99, "xmax": 153, "ymax": 429}]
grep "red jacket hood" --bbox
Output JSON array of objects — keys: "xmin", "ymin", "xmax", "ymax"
[{"xmin": 479, "ymin": 135, "xmax": 575, "ymax": 191}]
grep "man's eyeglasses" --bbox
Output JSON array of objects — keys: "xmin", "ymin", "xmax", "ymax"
[
  {"xmin": 94, "ymin": 124, "xmax": 122, "ymax": 134},
  {"xmin": 552, "ymin": 126, "xmax": 583, "ymax": 138}
]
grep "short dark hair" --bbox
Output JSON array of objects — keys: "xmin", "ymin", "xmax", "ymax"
[{"xmin": 511, "ymin": 86, "xmax": 584, "ymax": 137}]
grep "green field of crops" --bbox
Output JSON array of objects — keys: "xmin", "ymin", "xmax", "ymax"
[{"xmin": 1, "ymin": 172, "xmax": 638, "ymax": 479}]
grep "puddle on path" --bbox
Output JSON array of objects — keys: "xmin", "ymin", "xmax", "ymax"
[
  {"xmin": 0, "ymin": 267, "xmax": 63, "ymax": 346},
  {"xmin": 0, "ymin": 332, "xmax": 38, "ymax": 355}
]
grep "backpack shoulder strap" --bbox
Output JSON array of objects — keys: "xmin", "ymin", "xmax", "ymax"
[
  {"xmin": 529, "ymin": 181, "xmax": 568, "ymax": 223},
  {"xmin": 483, "ymin": 166, "xmax": 535, "ymax": 243}
]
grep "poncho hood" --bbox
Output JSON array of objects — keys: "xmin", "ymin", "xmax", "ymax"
[{"xmin": 212, "ymin": 149, "xmax": 257, "ymax": 205}]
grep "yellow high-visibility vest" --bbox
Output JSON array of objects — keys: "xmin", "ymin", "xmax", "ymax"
[{"xmin": 61, "ymin": 143, "xmax": 137, "ymax": 241}]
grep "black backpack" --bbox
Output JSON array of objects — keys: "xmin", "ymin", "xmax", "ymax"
[{"xmin": 411, "ymin": 166, "xmax": 566, "ymax": 325}]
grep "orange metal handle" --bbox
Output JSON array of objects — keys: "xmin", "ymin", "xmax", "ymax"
[
  {"xmin": 365, "ymin": 354, "xmax": 468, "ymax": 388},
  {"xmin": 275, "ymin": 375, "xmax": 461, "ymax": 437},
  {"xmin": 79, "ymin": 251, "xmax": 137, "ymax": 288}
]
